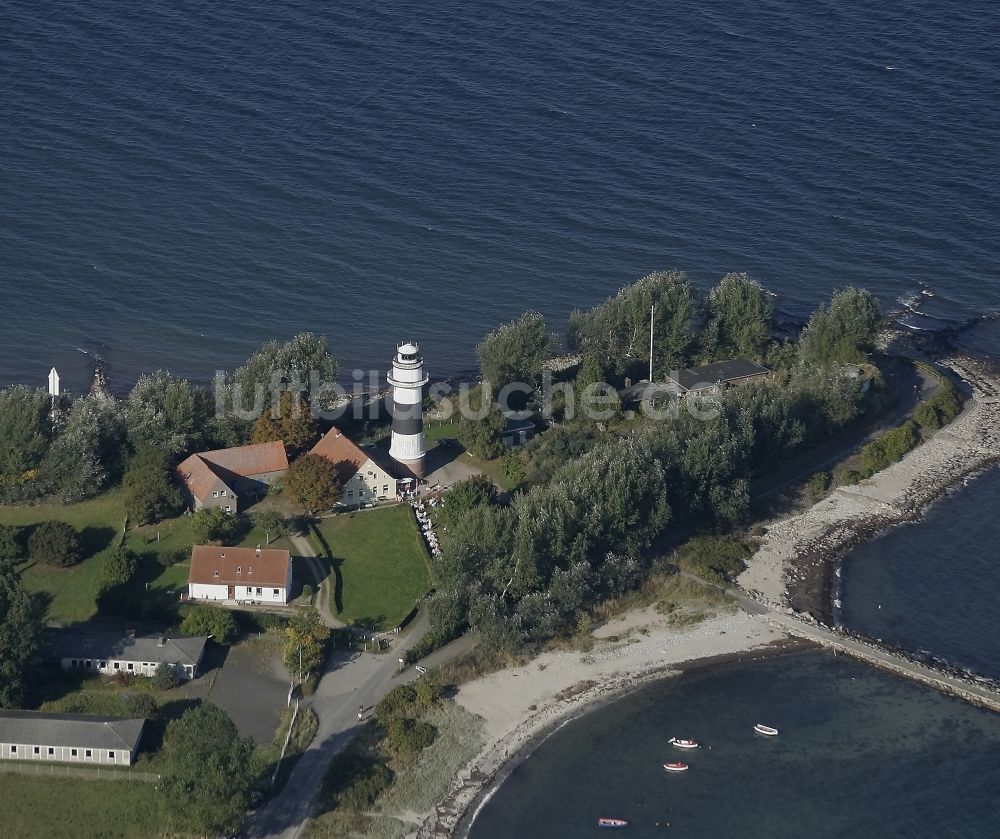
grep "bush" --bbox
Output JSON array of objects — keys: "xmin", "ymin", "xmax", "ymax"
[
  {"xmin": 181, "ymin": 606, "xmax": 239, "ymax": 644},
  {"xmin": 834, "ymin": 466, "xmax": 864, "ymax": 486},
  {"xmin": 675, "ymin": 535, "xmax": 755, "ymax": 585},
  {"xmin": 27, "ymin": 521, "xmax": 83, "ymax": 567},
  {"xmin": 326, "ymin": 752, "xmax": 394, "ymax": 812},
  {"xmin": 413, "ymin": 678, "xmax": 443, "ymax": 710},
  {"xmin": 860, "ymin": 420, "xmax": 920, "ymax": 476},
  {"xmin": 805, "ymin": 471, "xmax": 831, "ymax": 501},
  {"xmin": 301, "ymin": 584, "xmax": 314, "ymax": 601},
  {"xmin": 151, "ymin": 662, "xmax": 180, "ymax": 691},
  {"xmin": 191, "ymin": 507, "xmax": 243, "ymax": 544},
  {"xmin": 101, "ymin": 544, "xmax": 138, "ymax": 588},
  {"xmin": 384, "ymin": 718, "xmax": 437, "ymax": 755},
  {"xmin": 374, "ymin": 684, "xmax": 417, "ymax": 724},
  {"xmin": 913, "ymin": 382, "xmax": 963, "ymax": 431}
]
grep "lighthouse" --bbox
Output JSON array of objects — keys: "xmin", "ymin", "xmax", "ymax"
[{"xmin": 388, "ymin": 341, "xmax": 429, "ymax": 478}]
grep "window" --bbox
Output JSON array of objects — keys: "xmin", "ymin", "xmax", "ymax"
[
  {"xmin": 108, "ymin": 751, "xmax": 115, "ymax": 760},
  {"xmin": 225, "ymin": 505, "xmax": 232, "ymax": 512},
  {"xmin": 99, "ymin": 661, "xmax": 107, "ymax": 669},
  {"xmin": 236, "ymin": 565, "xmax": 242, "ymax": 574},
  {"xmin": 71, "ymin": 749, "xmax": 78, "ymax": 757},
  {"xmin": 248, "ymin": 566, "xmax": 253, "ymax": 574},
  {"xmin": 273, "ymin": 588, "xmax": 280, "ymax": 597},
  {"xmin": 347, "ymin": 490, "xmax": 354, "ymax": 498},
  {"xmin": 9, "ymin": 745, "xmax": 15, "ymax": 754},
  {"xmin": 220, "ymin": 489, "xmax": 226, "ymax": 497},
  {"xmin": 212, "ymin": 491, "xmax": 219, "ymax": 498},
  {"xmin": 48, "ymin": 748, "xmax": 54, "ymax": 756},
  {"xmin": 113, "ymin": 662, "xmax": 120, "ymax": 670},
  {"xmin": 85, "ymin": 749, "xmax": 92, "ymax": 759},
  {"xmin": 213, "ymin": 569, "xmax": 220, "ymax": 577},
  {"xmin": 33, "ymin": 746, "xmax": 40, "ymax": 755},
  {"xmin": 358, "ymin": 488, "xmax": 365, "ymax": 497},
  {"xmin": 85, "ymin": 660, "xmax": 92, "ymax": 668},
  {"xmin": 256, "ymin": 587, "xmax": 262, "ymax": 596},
  {"xmin": 383, "ymin": 485, "xmax": 389, "ymax": 494},
  {"xmin": 127, "ymin": 663, "xmax": 134, "ymax": 671}
]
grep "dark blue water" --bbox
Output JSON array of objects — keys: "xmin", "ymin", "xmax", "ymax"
[
  {"xmin": 469, "ymin": 651, "xmax": 1000, "ymax": 839},
  {"xmin": 2, "ymin": 0, "xmax": 1000, "ymax": 392},
  {"xmin": 839, "ymin": 467, "xmax": 1000, "ymax": 678}
]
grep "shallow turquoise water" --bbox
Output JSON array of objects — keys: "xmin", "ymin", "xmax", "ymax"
[{"xmin": 468, "ymin": 651, "xmax": 1000, "ymax": 838}]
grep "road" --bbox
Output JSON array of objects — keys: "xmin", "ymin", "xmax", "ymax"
[{"xmin": 291, "ymin": 532, "xmax": 341, "ymax": 628}]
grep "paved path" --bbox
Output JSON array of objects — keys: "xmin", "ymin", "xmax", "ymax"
[{"xmin": 291, "ymin": 532, "xmax": 341, "ymax": 629}]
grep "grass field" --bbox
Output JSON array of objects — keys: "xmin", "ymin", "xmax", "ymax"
[
  {"xmin": 310, "ymin": 505, "xmax": 431, "ymax": 631},
  {"xmin": 2, "ymin": 493, "xmax": 127, "ymax": 623},
  {"xmin": 0, "ymin": 774, "xmax": 169, "ymax": 839}
]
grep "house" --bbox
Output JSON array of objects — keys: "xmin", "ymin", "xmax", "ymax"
[
  {"xmin": 49, "ymin": 629, "xmax": 209, "ymax": 680},
  {"xmin": 176, "ymin": 441, "xmax": 289, "ymax": 512},
  {"xmin": 619, "ymin": 380, "xmax": 683, "ymax": 410},
  {"xmin": 310, "ymin": 426, "xmax": 400, "ymax": 506},
  {"xmin": 0, "ymin": 711, "xmax": 145, "ymax": 766},
  {"xmin": 503, "ymin": 415, "xmax": 537, "ymax": 449},
  {"xmin": 665, "ymin": 360, "xmax": 770, "ymax": 398},
  {"xmin": 188, "ymin": 545, "xmax": 293, "ymax": 604}
]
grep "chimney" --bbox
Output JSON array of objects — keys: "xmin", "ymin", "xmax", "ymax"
[{"xmin": 158, "ymin": 637, "xmax": 167, "ymax": 647}]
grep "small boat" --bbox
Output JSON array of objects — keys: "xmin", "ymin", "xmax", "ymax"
[
  {"xmin": 668, "ymin": 737, "xmax": 699, "ymax": 749},
  {"xmin": 754, "ymin": 723, "xmax": 779, "ymax": 736},
  {"xmin": 597, "ymin": 817, "xmax": 629, "ymax": 828},
  {"xmin": 662, "ymin": 762, "xmax": 689, "ymax": 772}
]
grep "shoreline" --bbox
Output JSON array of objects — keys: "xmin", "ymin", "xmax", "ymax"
[
  {"xmin": 739, "ymin": 353, "xmax": 1000, "ymax": 626},
  {"xmin": 411, "ymin": 611, "xmax": 798, "ymax": 838}
]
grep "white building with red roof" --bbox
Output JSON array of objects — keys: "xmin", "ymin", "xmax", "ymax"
[
  {"xmin": 309, "ymin": 427, "xmax": 402, "ymax": 506},
  {"xmin": 187, "ymin": 545, "xmax": 293, "ymax": 604}
]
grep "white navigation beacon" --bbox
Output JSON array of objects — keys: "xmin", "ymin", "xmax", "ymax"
[
  {"xmin": 47, "ymin": 367, "xmax": 60, "ymax": 397},
  {"xmin": 387, "ymin": 341, "xmax": 429, "ymax": 478}
]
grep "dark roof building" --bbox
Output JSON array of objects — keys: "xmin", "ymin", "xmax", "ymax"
[
  {"xmin": 49, "ymin": 629, "xmax": 209, "ymax": 680},
  {"xmin": 0, "ymin": 710, "xmax": 145, "ymax": 765},
  {"xmin": 667, "ymin": 360, "xmax": 770, "ymax": 394}
]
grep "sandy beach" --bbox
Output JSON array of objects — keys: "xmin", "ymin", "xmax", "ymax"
[
  {"xmin": 414, "ymin": 610, "xmax": 791, "ymax": 838},
  {"xmin": 739, "ymin": 355, "xmax": 1000, "ymax": 620}
]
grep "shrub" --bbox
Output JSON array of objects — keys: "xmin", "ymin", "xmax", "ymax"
[
  {"xmin": 326, "ymin": 753, "xmax": 394, "ymax": 812},
  {"xmin": 913, "ymin": 382, "xmax": 963, "ymax": 431},
  {"xmin": 805, "ymin": 471, "xmax": 831, "ymax": 501},
  {"xmin": 191, "ymin": 507, "xmax": 243, "ymax": 544},
  {"xmin": 413, "ymin": 678, "xmax": 443, "ymax": 710},
  {"xmin": 27, "ymin": 521, "xmax": 83, "ymax": 567},
  {"xmin": 384, "ymin": 718, "xmax": 437, "ymax": 756},
  {"xmin": 374, "ymin": 684, "xmax": 417, "ymax": 724},
  {"xmin": 0, "ymin": 525, "xmax": 25, "ymax": 564},
  {"xmin": 181, "ymin": 606, "xmax": 238, "ymax": 644},
  {"xmin": 860, "ymin": 420, "xmax": 920, "ymax": 476},
  {"xmin": 301, "ymin": 584, "xmax": 314, "ymax": 600},
  {"xmin": 151, "ymin": 662, "xmax": 180, "ymax": 691},
  {"xmin": 101, "ymin": 544, "xmax": 138, "ymax": 588},
  {"xmin": 675, "ymin": 535, "xmax": 755, "ymax": 585}
]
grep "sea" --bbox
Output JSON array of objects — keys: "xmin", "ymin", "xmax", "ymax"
[
  {"xmin": 5, "ymin": 0, "xmax": 1000, "ymax": 830},
  {"xmin": 2, "ymin": 0, "xmax": 1000, "ymax": 393}
]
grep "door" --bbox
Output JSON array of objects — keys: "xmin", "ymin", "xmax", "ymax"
[{"xmin": 228, "ymin": 585, "xmax": 235, "ymax": 599}]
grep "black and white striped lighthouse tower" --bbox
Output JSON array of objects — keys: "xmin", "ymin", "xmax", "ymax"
[{"xmin": 388, "ymin": 341, "xmax": 429, "ymax": 478}]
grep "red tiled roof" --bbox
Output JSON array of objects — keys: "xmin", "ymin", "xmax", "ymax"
[
  {"xmin": 176, "ymin": 442, "xmax": 289, "ymax": 502},
  {"xmin": 196, "ymin": 441, "xmax": 289, "ymax": 476},
  {"xmin": 189, "ymin": 545, "xmax": 290, "ymax": 587},
  {"xmin": 309, "ymin": 427, "xmax": 372, "ymax": 481}
]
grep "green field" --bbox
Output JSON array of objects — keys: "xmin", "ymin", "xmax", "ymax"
[
  {"xmin": 0, "ymin": 774, "xmax": 170, "ymax": 839},
  {"xmin": 310, "ymin": 505, "xmax": 431, "ymax": 630}
]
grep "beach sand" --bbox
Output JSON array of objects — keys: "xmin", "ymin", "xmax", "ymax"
[{"xmin": 414, "ymin": 610, "xmax": 789, "ymax": 838}]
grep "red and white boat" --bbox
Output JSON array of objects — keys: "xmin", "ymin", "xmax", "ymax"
[
  {"xmin": 668, "ymin": 737, "xmax": 699, "ymax": 749},
  {"xmin": 662, "ymin": 762, "xmax": 689, "ymax": 772},
  {"xmin": 597, "ymin": 817, "xmax": 629, "ymax": 828},
  {"xmin": 754, "ymin": 723, "xmax": 779, "ymax": 736}
]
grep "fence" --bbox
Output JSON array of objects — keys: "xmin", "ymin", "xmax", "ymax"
[{"xmin": 0, "ymin": 760, "xmax": 160, "ymax": 784}]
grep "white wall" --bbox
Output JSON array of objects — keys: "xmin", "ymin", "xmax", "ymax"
[
  {"xmin": 344, "ymin": 458, "xmax": 398, "ymax": 503},
  {"xmin": 189, "ymin": 580, "xmax": 288, "ymax": 605},
  {"xmin": 61, "ymin": 657, "xmax": 196, "ymax": 680},
  {"xmin": 189, "ymin": 582, "xmax": 231, "ymax": 601},
  {"xmin": 0, "ymin": 741, "xmax": 132, "ymax": 765}
]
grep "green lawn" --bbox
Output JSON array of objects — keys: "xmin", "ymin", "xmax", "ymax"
[
  {"xmin": 0, "ymin": 774, "xmax": 169, "ymax": 839},
  {"xmin": 310, "ymin": 505, "xmax": 431, "ymax": 631},
  {"xmin": 2, "ymin": 493, "xmax": 127, "ymax": 623}
]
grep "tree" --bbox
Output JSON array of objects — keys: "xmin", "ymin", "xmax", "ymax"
[
  {"xmin": 101, "ymin": 544, "xmax": 138, "ymax": 589},
  {"xmin": 283, "ymin": 606, "xmax": 330, "ymax": 681},
  {"xmin": 39, "ymin": 395, "xmax": 125, "ymax": 502},
  {"xmin": 458, "ymin": 407, "xmax": 507, "ymax": 460},
  {"xmin": 569, "ymin": 270, "xmax": 697, "ymax": 376},
  {"xmin": 191, "ymin": 507, "xmax": 242, "ymax": 544},
  {"xmin": 233, "ymin": 332, "xmax": 338, "ymax": 414},
  {"xmin": 27, "ymin": 521, "xmax": 83, "ymax": 568},
  {"xmin": 476, "ymin": 311, "xmax": 554, "ymax": 395},
  {"xmin": 703, "ymin": 273, "xmax": 773, "ymax": 360},
  {"xmin": 151, "ymin": 661, "xmax": 180, "ymax": 691},
  {"xmin": 123, "ymin": 448, "xmax": 183, "ymax": 525},
  {"xmin": 251, "ymin": 391, "xmax": 318, "ymax": 457},
  {"xmin": 799, "ymin": 288, "xmax": 882, "ymax": 365},
  {"xmin": 0, "ymin": 386, "xmax": 52, "ymax": 499},
  {"xmin": 160, "ymin": 704, "xmax": 255, "ymax": 836},
  {"xmin": 181, "ymin": 606, "xmax": 238, "ymax": 644},
  {"xmin": 285, "ymin": 454, "xmax": 342, "ymax": 513},
  {"xmin": 0, "ymin": 565, "xmax": 42, "ymax": 707},
  {"xmin": 123, "ymin": 371, "xmax": 211, "ymax": 459},
  {"xmin": 250, "ymin": 509, "xmax": 290, "ymax": 545},
  {"xmin": 0, "ymin": 525, "xmax": 24, "ymax": 566},
  {"xmin": 437, "ymin": 475, "xmax": 497, "ymax": 529}
]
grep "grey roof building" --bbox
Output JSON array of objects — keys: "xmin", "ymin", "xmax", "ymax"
[
  {"xmin": 49, "ymin": 629, "xmax": 209, "ymax": 680},
  {"xmin": 667, "ymin": 360, "xmax": 770, "ymax": 394},
  {"xmin": 0, "ymin": 711, "xmax": 145, "ymax": 765}
]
